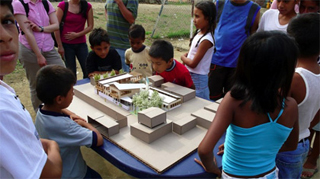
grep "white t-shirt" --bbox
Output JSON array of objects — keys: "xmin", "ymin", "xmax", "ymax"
[
  {"xmin": 295, "ymin": 68, "xmax": 320, "ymax": 140},
  {"xmin": 186, "ymin": 32, "xmax": 214, "ymax": 75},
  {"xmin": 257, "ymin": 9, "xmax": 288, "ymax": 33},
  {"xmin": 0, "ymin": 80, "xmax": 47, "ymax": 179}
]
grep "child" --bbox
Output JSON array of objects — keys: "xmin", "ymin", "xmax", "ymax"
[
  {"xmin": 125, "ymin": 24, "xmax": 152, "ymax": 77},
  {"xmin": 276, "ymin": 13, "xmax": 320, "ymax": 179},
  {"xmin": 149, "ymin": 40, "xmax": 195, "ymax": 89},
  {"xmin": 35, "ymin": 65, "xmax": 104, "ymax": 178},
  {"xmin": 181, "ymin": 1, "xmax": 216, "ymax": 100},
  {"xmin": 257, "ymin": 0, "xmax": 299, "ymax": 32},
  {"xmin": 0, "ymin": 1, "xmax": 62, "ymax": 178},
  {"xmin": 195, "ymin": 31, "xmax": 299, "ymax": 177},
  {"xmin": 299, "ymin": 0, "xmax": 320, "ymax": 14},
  {"xmin": 86, "ymin": 28, "xmax": 122, "ymax": 77},
  {"xmin": 208, "ymin": 0, "xmax": 260, "ymax": 101}
]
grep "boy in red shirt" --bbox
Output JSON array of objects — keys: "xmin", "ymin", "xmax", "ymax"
[{"xmin": 149, "ymin": 40, "xmax": 195, "ymax": 89}]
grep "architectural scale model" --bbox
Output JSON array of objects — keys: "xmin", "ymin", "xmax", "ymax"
[{"xmin": 68, "ymin": 73, "xmax": 222, "ymax": 173}]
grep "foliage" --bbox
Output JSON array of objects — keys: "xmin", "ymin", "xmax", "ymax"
[
  {"xmin": 103, "ymin": 72, "xmax": 109, "ymax": 79},
  {"xmin": 132, "ymin": 89, "xmax": 164, "ymax": 114},
  {"xmin": 94, "ymin": 74, "xmax": 101, "ymax": 81},
  {"xmin": 110, "ymin": 69, "xmax": 116, "ymax": 77}
]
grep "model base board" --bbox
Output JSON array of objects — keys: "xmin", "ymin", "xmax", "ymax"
[{"xmin": 68, "ymin": 83, "xmax": 220, "ymax": 173}]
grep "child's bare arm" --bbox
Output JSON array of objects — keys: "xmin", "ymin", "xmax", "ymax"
[
  {"xmin": 74, "ymin": 119, "xmax": 104, "ymax": 146},
  {"xmin": 181, "ymin": 40, "xmax": 213, "ymax": 68},
  {"xmin": 61, "ymin": 109, "xmax": 86, "ymax": 122},
  {"xmin": 40, "ymin": 139, "xmax": 62, "ymax": 178},
  {"xmin": 196, "ymin": 92, "xmax": 234, "ymax": 175}
]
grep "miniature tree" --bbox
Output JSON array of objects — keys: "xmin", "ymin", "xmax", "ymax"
[
  {"xmin": 119, "ymin": 69, "xmax": 124, "ymax": 74},
  {"xmin": 131, "ymin": 89, "xmax": 164, "ymax": 114},
  {"xmin": 103, "ymin": 72, "xmax": 109, "ymax": 79},
  {"xmin": 94, "ymin": 74, "xmax": 101, "ymax": 82},
  {"xmin": 110, "ymin": 69, "xmax": 116, "ymax": 77}
]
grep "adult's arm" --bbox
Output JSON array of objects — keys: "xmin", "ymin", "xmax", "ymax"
[
  {"xmin": 64, "ymin": 8, "xmax": 94, "ymax": 41},
  {"xmin": 14, "ymin": 14, "xmax": 47, "ymax": 67},
  {"xmin": 29, "ymin": 11, "xmax": 59, "ymax": 33},
  {"xmin": 55, "ymin": 7, "xmax": 64, "ymax": 57},
  {"xmin": 114, "ymin": 0, "xmax": 135, "ymax": 24},
  {"xmin": 40, "ymin": 139, "xmax": 62, "ymax": 178}
]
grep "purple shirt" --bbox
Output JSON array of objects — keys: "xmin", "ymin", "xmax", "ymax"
[{"xmin": 12, "ymin": 0, "xmax": 56, "ymax": 52}]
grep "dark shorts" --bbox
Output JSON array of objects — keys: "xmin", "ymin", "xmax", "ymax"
[{"xmin": 208, "ymin": 64, "xmax": 235, "ymax": 101}]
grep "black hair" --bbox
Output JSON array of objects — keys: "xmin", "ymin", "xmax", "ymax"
[
  {"xmin": 189, "ymin": 1, "xmax": 216, "ymax": 47},
  {"xmin": 128, "ymin": 24, "xmax": 145, "ymax": 39},
  {"xmin": 89, "ymin": 28, "xmax": 110, "ymax": 47},
  {"xmin": 149, "ymin": 40, "xmax": 174, "ymax": 63},
  {"xmin": 231, "ymin": 31, "xmax": 298, "ymax": 114},
  {"xmin": 36, "ymin": 65, "xmax": 76, "ymax": 105},
  {"xmin": 0, "ymin": 0, "xmax": 13, "ymax": 13},
  {"xmin": 287, "ymin": 13, "xmax": 320, "ymax": 58},
  {"xmin": 79, "ymin": 0, "xmax": 88, "ymax": 18}
]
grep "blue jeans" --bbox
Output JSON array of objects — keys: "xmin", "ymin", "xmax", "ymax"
[
  {"xmin": 63, "ymin": 42, "xmax": 88, "ymax": 79},
  {"xmin": 115, "ymin": 48, "xmax": 129, "ymax": 72},
  {"xmin": 276, "ymin": 139, "xmax": 310, "ymax": 179},
  {"xmin": 190, "ymin": 72, "xmax": 210, "ymax": 100}
]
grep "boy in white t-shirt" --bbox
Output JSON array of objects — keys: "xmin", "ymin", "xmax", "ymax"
[{"xmin": 0, "ymin": 1, "xmax": 62, "ymax": 178}]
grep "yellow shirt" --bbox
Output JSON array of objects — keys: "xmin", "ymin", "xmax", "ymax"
[{"xmin": 125, "ymin": 46, "xmax": 153, "ymax": 77}]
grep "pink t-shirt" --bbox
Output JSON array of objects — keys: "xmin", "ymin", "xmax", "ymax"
[
  {"xmin": 57, "ymin": 1, "xmax": 92, "ymax": 44},
  {"xmin": 12, "ymin": 0, "xmax": 56, "ymax": 52}
]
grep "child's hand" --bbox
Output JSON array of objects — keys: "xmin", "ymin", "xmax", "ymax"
[
  {"xmin": 217, "ymin": 143, "xmax": 224, "ymax": 155},
  {"xmin": 194, "ymin": 157, "xmax": 221, "ymax": 177}
]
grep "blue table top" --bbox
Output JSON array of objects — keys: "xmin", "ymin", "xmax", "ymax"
[{"xmin": 77, "ymin": 78, "xmax": 224, "ymax": 178}]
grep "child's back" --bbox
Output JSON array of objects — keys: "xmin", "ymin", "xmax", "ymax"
[
  {"xmin": 276, "ymin": 13, "xmax": 320, "ymax": 178},
  {"xmin": 36, "ymin": 109, "xmax": 92, "ymax": 178},
  {"xmin": 196, "ymin": 31, "xmax": 299, "ymax": 177}
]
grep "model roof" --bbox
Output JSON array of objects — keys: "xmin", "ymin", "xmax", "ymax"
[
  {"xmin": 99, "ymin": 73, "xmax": 133, "ymax": 85},
  {"xmin": 110, "ymin": 82, "xmax": 146, "ymax": 90}
]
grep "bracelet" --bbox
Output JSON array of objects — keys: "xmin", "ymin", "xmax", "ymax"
[{"xmin": 39, "ymin": 26, "xmax": 44, "ymax": 32}]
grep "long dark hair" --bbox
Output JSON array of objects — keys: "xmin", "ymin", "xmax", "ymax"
[
  {"xmin": 79, "ymin": 0, "xmax": 88, "ymax": 18},
  {"xmin": 189, "ymin": 1, "xmax": 216, "ymax": 47},
  {"xmin": 230, "ymin": 31, "xmax": 298, "ymax": 114}
]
